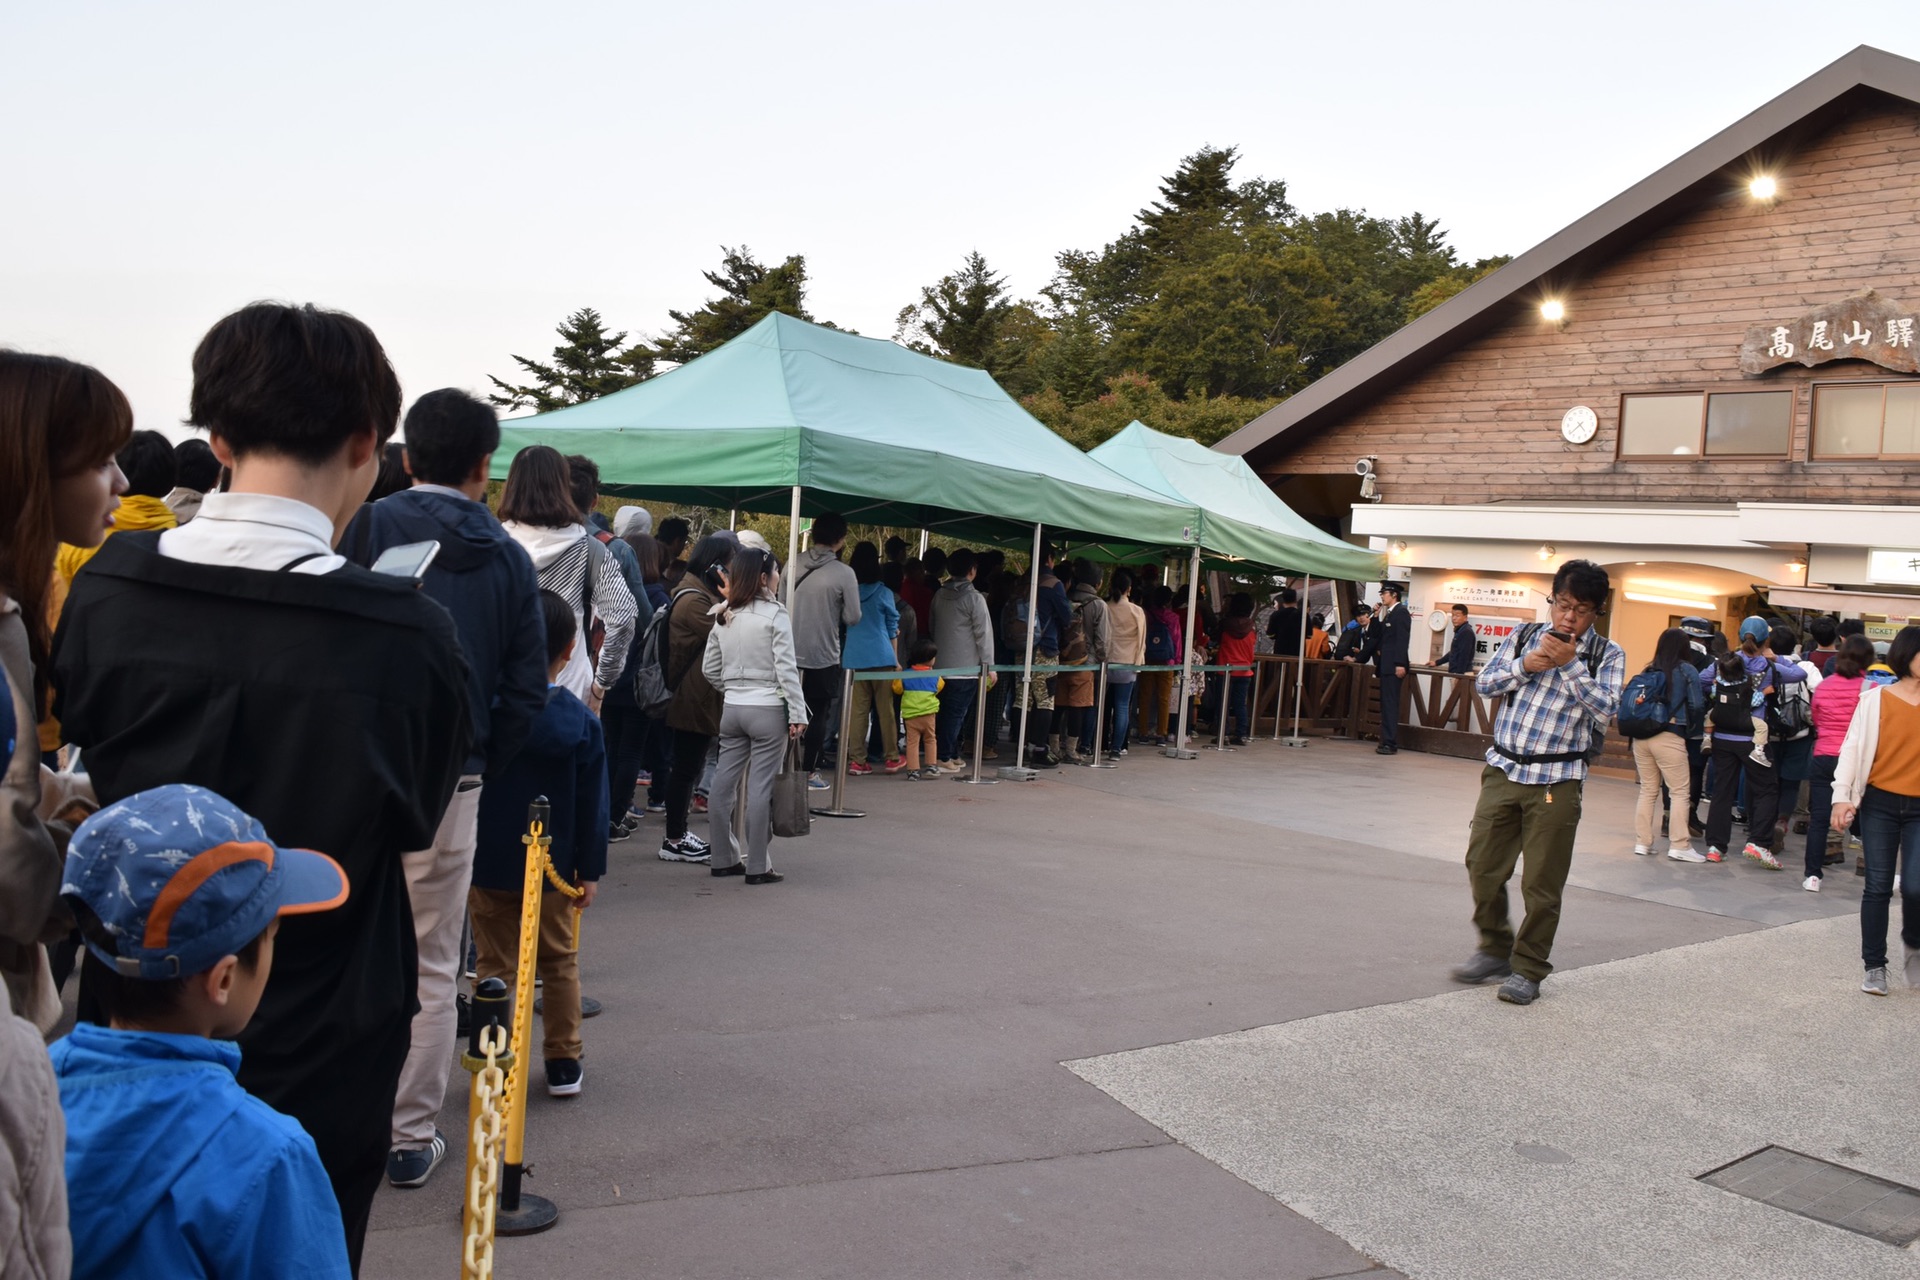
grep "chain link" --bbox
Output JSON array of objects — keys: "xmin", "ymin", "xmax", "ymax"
[{"xmin": 461, "ymin": 1024, "xmax": 509, "ymax": 1280}]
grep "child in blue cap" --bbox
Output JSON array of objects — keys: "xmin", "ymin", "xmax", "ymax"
[{"xmin": 51, "ymin": 784, "xmax": 353, "ymax": 1279}]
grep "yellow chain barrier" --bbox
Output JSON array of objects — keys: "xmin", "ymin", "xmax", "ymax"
[{"xmin": 460, "ymin": 1023, "xmax": 511, "ymax": 1280}]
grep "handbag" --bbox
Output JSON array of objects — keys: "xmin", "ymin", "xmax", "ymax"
[{"xmin": 772, "ymin": 738, "xmax": 812, "ymax": 838}]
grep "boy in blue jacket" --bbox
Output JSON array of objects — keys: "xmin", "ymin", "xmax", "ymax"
[
  {"xmin": 52, "ymin": 784, "xmax": 353, "ymax": 1279},
  {"xmin": 471, "ymin": 590, "xmax": 608, "ymax": 1099}
]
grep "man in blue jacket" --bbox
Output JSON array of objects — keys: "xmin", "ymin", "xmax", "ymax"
[
  {"xmin": 1445, "ymin": 604, "xmax": 1479, "ymax": 674},
  {"xmin": 340, "ymin": 387, "xmax": 548, "ymax": 1189}
]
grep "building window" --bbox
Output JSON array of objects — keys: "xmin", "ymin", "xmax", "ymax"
[
  {"xmin": 1619, "ymin": 390, "xmax": 1792, "ymax": 458},
  {"xmin": 1811, "ymin": 381, "xmax": 1920, "ymax": 458}
]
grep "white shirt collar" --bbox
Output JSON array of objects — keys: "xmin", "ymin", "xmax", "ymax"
[{"xmin": 157, "ymin": 492, "xmax": 346, "ymax": 574}]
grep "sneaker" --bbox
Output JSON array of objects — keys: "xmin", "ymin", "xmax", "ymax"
[
  {"xmin": 1450, "ymin": 952, "xmax": 1512, "ymax": 984},
  {"xmin": 1496, "ymin": 973, "xmax": 1540, "ymax": 1005},
  {"xmin": 692, "ymin": 794, "xmax": 709, "ymax": 815},
  {"xmin": 1632, "ymin": 844, "xmax": 1653, "ymax": 856},
  {"xmin": 1668, "ymin": 847, "xmax": 1707, "ymax": 863},
  {"xmin": 938, "ymin": 759, "xmax": 969, "ymax": 775},
  {"xmin": 1802, "ymin": 875, "xmax": 1821, "ymax": 892},
  {"xmin": 1749, "ymin": 747, "xmax": 1771, "ymax": 768},
  {"xmin": 609, "ymin": 821, "xmax": 633, "ymax": 843},
  {"xmin": 455, "ymin": 992, "xmax": 471, "ymax": 1038},
  {"xmin": 626, "ymin": 806, "xmax": 646, "ymax": 824},
  {"xmin": 1905, "ymin": 945, "xmax": 1920, "ymax": 989},
  {"xmin": 679, "ymin": 831, "xmax": 712, "ymax": 857},
  {"xmin": 1115, "ymin": 748, "xmax": 1128, "ymax": 758},
  {"xmin": 847, "ymin": 760, "xmax": 874, "ymax": 776},
  {"xmin": 545, "ymin": 1058, "xmax": 584, "ymax": 1096},
  {"xmin": 1862, "ymin": 967, "xmax": 1890, "ymax": 997},
  {"xmin": 1687, "ymin": 813, "xmax": 1707, "ymax": 838},
  {"xmin": 883, "ymin": 757, "xmax": 906, "ymax": 774},
  {"xmin": 1731, "ymin": 806, "xmax": 1748, "ymax": 826},
  {"xmin": 1741, "ymin": 843, "xmax": 1782, "ymax": 870},
  {"xmin": 982, "ymin": 747, "xmax": 1000, "ymax": 761},
  {"xmin": 807, "ymin": 772, "xmax": 832, "ymax": 792},
  {"xmin": 1705, "ymin": 847, "xmax": 1725, "ymax": 863},
  {"xmin": 1228, "ymin": 736, "xmax": 1247, "ymax": 746},
  {"xmin": 658, "ymin": 837, "xmax": 709, "ymax": 863},
  {"xmin": 634, "ymin": 770, "xmax": 652, "ymax": 788},
  {"xmin": 645, "ymin": 799, "xmax": 667, "ymax": 814},
  {"xmin": 903, "ymin": 768, "xmax": 926, "ymax": 780},
  {"xmin": 386, "ymin": 1129, "xmax": 448, "ymax": 1188}
]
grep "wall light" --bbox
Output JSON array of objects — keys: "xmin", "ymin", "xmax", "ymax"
[
  {"xmin": 1787, "ymin": 558, "xmax": 1808, "ymax": 575},
  {"xmin": 1540, "ymin": 300, "xmax": 1565, "ymax": 323},
  {"xmin": 1749, "ymin": 174, "xmax": 1778, "ymax": 200},
  {"xmin": 1391, "ymin": 539, "xmax": 1409, "ymax": 556},
  {"xmin": 1537, "ymin": 543, "xmax": 1556, "ymax": 561},
  {"xmin": 1625, "ymin": 590, "xmax": 1719, "ymax": 611}
]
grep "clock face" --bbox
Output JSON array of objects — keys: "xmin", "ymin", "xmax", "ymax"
[
  {"xmin": 1561, "ymin": 405, "xmax": 1598, "ymax": 445},
  {"xmin": 1428, "ymin": 610, "xmax": 1450, "ymax": 632}
]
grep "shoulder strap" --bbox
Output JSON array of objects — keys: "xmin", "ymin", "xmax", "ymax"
[{"xmin": 279, "ymin": 552, "xmax": 325, "ymax": 571}]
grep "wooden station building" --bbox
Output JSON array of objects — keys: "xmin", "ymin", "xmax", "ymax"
[{"xmin": 1221, "ymin": 45, "xmax": 1920, "ymax": 670}]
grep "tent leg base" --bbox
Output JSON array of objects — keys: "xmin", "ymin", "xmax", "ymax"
[
  {"xmin": 996, "ymin": 766, "xmax": 1038, "ymax": 782},
  {"xmin": 1085, "ymin": 760, "xmax": 1119, "ymax": 769},
  {"xmin": 808, "ymin": 807, "xmax": 866, "ymax": 819},
  {"xmin": 1162, "ymin": 747, "xmax": 1198, "ymax": 761},
  {"xmin": 1282, "ymin": 737, "xmax": 1311, "ymax": 749}
]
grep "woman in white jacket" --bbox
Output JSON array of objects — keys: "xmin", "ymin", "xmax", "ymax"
[
  {"xmin": 702, "ymin": 546, "xmax": 808, "ymax": 883},
  {"xmin": 1830, "ymin": 625, "xmax": 1920, "ymax": 996},
  {"xmin": 498, "ymin": 446, "xmax": 637, "ymax": 708}
]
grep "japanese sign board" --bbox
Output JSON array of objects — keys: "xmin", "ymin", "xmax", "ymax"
[
  {"xmin": 1867, "ymin": 549, "xmax": 1920, "ymax": 587},
  {"xmin": 1740, "ymin": 290, "xmax": 1919, "ymax": 376}
]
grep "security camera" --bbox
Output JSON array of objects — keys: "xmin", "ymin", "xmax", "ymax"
[
  {"xmin": 1359, "ymin": 473, "xmax": 1380, "ymax": 502},
  {"xmin": 1354, "ymin": 456, "xmax": 1377, "ymax": 477}
]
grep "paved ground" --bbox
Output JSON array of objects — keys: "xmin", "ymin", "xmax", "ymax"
[{"xmin": 363, "ymin": 736, "xmax": 1863, "ymax": 1279}]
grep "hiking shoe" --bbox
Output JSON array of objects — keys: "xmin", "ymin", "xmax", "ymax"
[
  {"xmin": 1862, "ymin": 967, "xmax": 1890, "ymax": 997},
  {"xmin": 806, "ymin": 772, "xmax": 832, "ymax": 792},
  {"xmin": 847, "ymin": 760, "xmax": 874, "ymax": 776},
  {"xmin": 1668, "ymin": 847, "xmax": 1706, "ymax": 863},
  {"xmin": 1705, "ymin": 847, "xmax": 1725, "ymax": 863},
  {"xmin": 1632, "ymin": 844, "xmax": 1653, "ymax": 856},
  {"xmin": 1905, "ymin": 945, "xmax": 1920, "ymax": 989},
  {"xmin": 1496, "ymin": 973, "xmax": 1540, "ymax": 1005},
  {"xmin": 545, "ymin": 1058, "xmax": 584, "ymax": 1096},
  {"xmin": 1741, "ymin": 843, "xmax": 1782, "ymax": 870},
  {"xmin": 1802, "ymin": 875, "xmax": 1821, "ymax": 892},
  {"xmin": 659, "ymin": 837, "xmax": 709, "ymax": 863},
  {"xmin": 386, "ymin": 1129, "xmax": 448, "ymax": 1188},
  {"xmin": 1450, "ymin": 952, "xmax": 1512, "ymax": 985}
]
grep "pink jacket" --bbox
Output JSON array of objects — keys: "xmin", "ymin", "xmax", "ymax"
[{"xmin": 1812, "ymin": 672, "xmax": 1867, "ymax": 757}]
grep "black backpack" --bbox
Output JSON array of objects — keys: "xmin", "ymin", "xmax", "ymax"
[
  {"xmin": 630, "ymin": 586, "xmax": 702, "ymax": 716},
  {"xmin": 1708, "ymin": 672, "xmax": 1756, "ymax": 736},
  {"xmin": 1771, "ymin": 669, "xmax": 1813, "ymax": 740},
  {"xmin": 1497, "ymin": 623, "xmax": 1610, "ymax": 765}
]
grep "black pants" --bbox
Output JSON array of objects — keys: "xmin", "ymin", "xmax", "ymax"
[
  {"xmin": 1378, "ymin": 669, "xmax": 1403, "ymax": 747},
  {"xmin": 800, "ymin": 665, "xmax": 842, "ymax": 773},
  {"xmin": 666, "ymin": 727, "xmax": 713, "ymax": 841},
  {"xmin": 1859, "ymin": 785, "xmax": 1920, "ymax": 969},
  {"xmin": 1805, "ymin": 754, "xmax": 1838, "ymax": 879},
  {"xmin": 1706, "ymin": 737, "xmax": 1779, "ymax": 854},
  {"xmin": 602, "ymin": 699, "xmax": 649, "ymax": 821}
]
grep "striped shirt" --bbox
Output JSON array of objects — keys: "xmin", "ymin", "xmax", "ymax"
[{"xmin": 1475, "ymin": 625, "xmax": 1626, "ymax": 786}]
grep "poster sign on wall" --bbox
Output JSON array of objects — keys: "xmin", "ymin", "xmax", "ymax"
[{"xmin": 1740, "ymin": 289, "xmax": 1919, "ymax": 376}]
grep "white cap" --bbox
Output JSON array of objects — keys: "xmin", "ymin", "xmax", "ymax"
[
  {"xmin": 736, "ymin": 530, "xmax": 772, "ymax": 554},
  {"xmin": 613, "ymin": 505, "xmax": 652, "ymax": 537}
]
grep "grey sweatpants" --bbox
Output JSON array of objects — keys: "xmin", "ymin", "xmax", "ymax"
[{"xmin": 710, "ymin": 702, "xmax": 789, "ymax": 875}]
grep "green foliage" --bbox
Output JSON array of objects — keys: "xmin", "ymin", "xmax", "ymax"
[
  {"xmin": 1023, "ymin": 372, "xmax": 1279, "ymax": 451},
  {"xmin": 894, "ymin": 251, "xmax": 1044, "ymax": 395},
  {"xmin": 648, "ymin": 245, "xmax": 818, "ymax": 366},
  {"xmin": 487, "ymin": 308, "xmax": 654, "ymax": 413},
  {"xmin": 1407, "ymin": 255, "xmax": 1513, "ymax": 320}
]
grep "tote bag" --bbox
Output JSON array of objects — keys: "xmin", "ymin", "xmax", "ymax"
[{"xmin": 772, "ymin": 738, "xmax": 812, "ymax": 838}]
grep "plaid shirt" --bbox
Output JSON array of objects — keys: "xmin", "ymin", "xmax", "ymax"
[{"xmin": 1475, "ymin": 625, "xmax": 1626, "ymax": 785}]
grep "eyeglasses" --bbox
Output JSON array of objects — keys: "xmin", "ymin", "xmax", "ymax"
[{"xmin": 1547, "ymin": 596, "xmax": 1599, "ymax": 620}]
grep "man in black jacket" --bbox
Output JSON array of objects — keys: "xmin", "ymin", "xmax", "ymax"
[
  {"xmin": 1334, "ymin": 603, "xmax": 1376, "ymax": 663},
  {"xmin": 53, "ymin": 303, "xmax": 472, "ymax": 1273},
  {"xmin": 1445, "ymin": 604, "xmax": 1478, "ymax": 674},
  {"xmin": 1266, "ymin": 587, "xmax": 1302, "ymax": 658},
  {"xmin": 339, "ymin": 388, "xmax": 548, "ymax": 1190},
  {"xmin": 1375, "ymin": 583, "xmax": 1412, "ymax": 755}
]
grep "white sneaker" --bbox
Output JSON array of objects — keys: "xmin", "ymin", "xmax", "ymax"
[
  {"xmin": 1633, "ymin": 844, "xmax": 1653, "ymax": 856},
  {"xmin": 1802, "ymin": 875, "xmax": 1821, "ymax": 892},
  {"xmin": 1668, "ymin": 847, "xmax": 1707, "ymax": 863}
]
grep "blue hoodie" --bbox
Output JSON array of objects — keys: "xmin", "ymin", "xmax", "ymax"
[
  {"xmin": 473, "ymin": 685, "xmax": 608, "ymax": 890},
  {"xmin": 51, "ymin": 1024, "xmax": 349, "ymax": 1279},
  {"xmin": 843, "ymin": 580, "xmax": 901, "ymax": 669},
  {"xmin": 342, "ymin": 487, "xmax": 549, "ymax": 777}
]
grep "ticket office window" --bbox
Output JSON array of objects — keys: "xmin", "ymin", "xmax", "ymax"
[
  {"xmin": 1811, "ymin": 381, "xmax": 1920, "ymax": 459},
  {"xmin": 1618, "ymin": 390, "xmax": 1792, "ymax": 459}
]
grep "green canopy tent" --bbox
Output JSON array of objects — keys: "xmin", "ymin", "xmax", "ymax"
[{"xmin": 1088, "ymin": 421, "xmax": 1386, "ymax": 749}]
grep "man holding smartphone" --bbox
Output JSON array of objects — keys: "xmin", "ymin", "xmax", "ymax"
[{"xmin": 1449, "ymin": 559, "xmax": 1625, "ymax": 1006}]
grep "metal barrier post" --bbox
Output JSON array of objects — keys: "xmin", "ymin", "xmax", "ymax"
[
  {"xmin": 1272, "ymin": 657, "xmax": 1286, "ymax": 742},
  {"xmin": 811, "ymin": 666, "xmax": 866, "ymax": 818},
  {"xmin": 1284, "ymin": 576, "xmax": 1311, "ymax": 749},
  {"xmin": 498, "ymin": 801, "xmax": 559, "ymax": 1236},
  {"xmin": 1165, "ymin": 546, "xmax": 1200, "ymax": 760},
  {"xmin": 1087, "ymin": 663, "xmax": 1118, "ymax": 768},
  {"xmin": 460, "ymin": 978, "xmax": 512, "ymax": 1277},
  {"xmin": 957, "ymin": 664, "xmax": 999, "ymax": 785},
  {"xmin": 1206, "ymin": 668, "xmax": 1233, "ymax": 751},
  {"xmin": 1250, "ymin": 660, "xmax": 1263, "ymax": 741}
]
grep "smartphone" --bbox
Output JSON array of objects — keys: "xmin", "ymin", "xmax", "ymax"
[
  {"xmin": 1545, "ymin": 629, "xmax": 1575, "ymax": 644},
  {"xmin": 371, "ymin": 540, "xmax": 440, "ymax": 584}
]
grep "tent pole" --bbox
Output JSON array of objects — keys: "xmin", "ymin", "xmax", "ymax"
[
  {"xmin": 918, "ymin": 530, "xmax": 929, "ymax": 557},
  {"xmin": 729, "ymin": 507, "xmax": 738, "ymax": 531},
  {"xmin": 1004, "ymin": 523, "xmax": 1043, "ymax": 780},
  {"xmin": 783, "ymin": 486, "xmax": 802, "ymax": 605},
  {"xmin": 1285, "ymin": 574, "xmax": 1310, "ymax": 748},
  {"xmin": 1166, "ymin": 546, "xmax": 1200, "ymax": 760}
]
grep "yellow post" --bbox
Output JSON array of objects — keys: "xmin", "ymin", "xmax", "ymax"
[{"xmin": 494, "ymin": 799, "xmax": 560, "ymax": 1235}]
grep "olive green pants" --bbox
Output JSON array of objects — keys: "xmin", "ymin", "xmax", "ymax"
[{"xmin": 1465, "ymin": 765, "xmax": 1584, "ymax": 982}]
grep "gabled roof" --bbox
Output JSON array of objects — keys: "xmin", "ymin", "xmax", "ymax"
[{"xmin": 1216, "ymin": 45, "xmax": 1920, "ymax": 464}]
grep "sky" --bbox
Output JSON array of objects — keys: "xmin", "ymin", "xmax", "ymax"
[{"xmin": 3, "ymin": 2, "xmax": 1915, "ymax": 439}]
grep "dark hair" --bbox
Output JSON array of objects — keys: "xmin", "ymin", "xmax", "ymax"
[
  {"xmin": 76, "ymin": 908, "xmax": 268, "ymax": 1026},
  {"xmin": 1310, "ymin": 612, "xmax": 1326, "ymax": 629},
  {"xmin": 1149, "ymin": 585, "xmax": 1173, "ymax": 610},
  {"xmin": 1038, "ymin": 541, "xmax": 1056, "ymax": 566},
  {"xmin": 1228, "ymin": 592, "xmax": 1255, "ymax": 619},
  {"xmin": 1834, "ymin": 634, "xmax": 1874, "ymax": 679},
  {"xmin": 497, "ymin": 445, "xmax": 579, "ymax": 528},
  {"xmin": 1767, "ymin": 625, "xmax": 1797, "ymax": 656},
  {"xmin": 403, "ymin": 388, "xmax": 499, "ymax": 486},
  {"xmin": 0, "ymin": 352, "xmax": 133, "ymax": 712},
  {"xmin": 1809, "ymin": 616, "xmax": 1838, "ymax": 647},
  {"xmin": 624, "ymin": 531, "xmax": 663, "ymax": 585},
  {"xmin": 685, "ymin": 532, "xmax": 737, "ymax": 591},
  {"xmin": 367, "ymin": 442, "xmax": 411, "ymax": 503},
  {"xmin": 977, "ymin": 549, "xmax": 1005, "ymax": 575},
  {"xmin": 850, "ymin": 541, "xmax": 881, "ymax": 585},
  {"xmin": 538, "ymin": 588, "xmax": 576, "ymax": 665},
  {"xmin": 1716, "ymin": 651, "xmax": 1748, "ymax": 684},
  {"xmin": 1450, "ymin": 603, "xmax": 1469, "ymax": 617},
  {"xmin": 1838, "ymin": 618, "xmax": 1867, "ymax": 639},
  {"xmin": 1650, "ymin": 627, "xmax": 1691, "ymax": 689},
  {"xmin": 924, "ymin": 546, "xmax": 948, "ymax": 577},
  {"xmin": 881, "ymin": 563, "xmax": 904, "ymax": 593},
  {"xmin": 947, "ymin": 548, "xmax": 977, "ymax": 580},
  {"xmin": 1071, "ymin": 558, "xmax": 1101, "ymax": 591},
  {"xmin": 1108, "ymin": 569, "xmax": 1133, "ymax": 602},
  {"xmin": 116, "ymin": 429, "xmax": 177, "ymax": 498},
  {"xmin": 172, "ymin": 437, "xmax": 221, "ymax": 492},
  {"xmin": 1549, "ymin": 559, "xmax": 1610, "ymax": 611},
  {"xmin": 188, "ymin": 302, "xmax": 400, "ymax": 464},
  {"xmin": 565, "ymin": 454, "xmax": 600, "ymax": 514},
  {"xmin": 1888, "ymin": 625, "xmax": 1920, "ymax": 681},
  {"xmin": 1740, "ymin": 628, "xmax": 1763, "ymax": 658},
  {"xmin": 810, "ymin": 511, "xmax": 848, "ymax": 547},
  {"xmin": 1056, "ymin": 560, "xmax": 1077, "ymax": 588},
  {"xmin": 1279, "ymin": 587, "xmax": 1298, "ymax": 605},
  {"xmin": 910, "ymin": 637, "xmax": 938, "ymax": 665},
  {"xmin": 657, "ymin": 517, "xmax": 690, "ymax": 548},
  {"xmin": 724, "ymin": 547, "xmax": 776, "ymax": 610}
]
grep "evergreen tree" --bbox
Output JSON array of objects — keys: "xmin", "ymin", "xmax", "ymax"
[
  {"xmin": 487, "ymin": 307, "xmax": 653, "ymax": 413},
  {"xmin": 894, "ymin": 251, "xmax": 1042, "ymax": 392},
  {"xmin": 648, "ymin": 246, "xmax": 817, "ymax": 366}
]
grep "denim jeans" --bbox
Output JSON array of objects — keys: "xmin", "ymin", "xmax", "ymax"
[
  {"xmin": 1106, "ymin": 680, "xmax": 1137, "ymax": 752},
  {"xmin": 1227, "ymin": 674, "xmax": 1253, "ymax": 739},
  {"xmin": 936, "ymin": 677, "xmax": 979, "ymax": 762},
  {"xmin": 1858, "ymin": 785, "xmax": 1920, "ymax": 970},
  {"xmin": 1803, "ymin": 755, "xmax": 1838, "ymax": 879}
]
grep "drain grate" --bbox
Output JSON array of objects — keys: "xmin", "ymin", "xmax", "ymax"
[{"xmin": 1699, "ymin": 1146, "xmax": 1920, "ymax": 1246}]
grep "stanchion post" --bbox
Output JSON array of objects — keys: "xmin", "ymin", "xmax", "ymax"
[
  {"xmin": 1087, "ymin": 662, "xmax": 1118, "ymax": 768},
  {"xmin": 811, "ymin": 667, "xmax": 866, "ymax": 818},
  {"xmin": 1250, "ymin": 659, "xmax": 1263, "ymax": 742},
  {"xmin": 1001, "ymin": 523, "xmax": 1043, "ymax": 781},
  {"xmin": 460, "ymin": 978, "xmax": 512, "ymax": 1277},
  {"xmin": 958, "ymin": 663, "xmax": 999, "ymax": 785},
  {"xmin": 1207, "ymin": 667, "xmax": 1232, "ymax": 751},
  {"xmin": 498, "ymin": 801, "xmax": 558, "ymax": 1236}
]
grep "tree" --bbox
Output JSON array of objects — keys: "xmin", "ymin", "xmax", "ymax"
[
  {"xmin": 648, "ymin": 246, "xmax": 817, "ymax": 366},
  {"xmin": 1407, "ymin": 255, "xmax": 1513, "ymax": 320},
  {"xmin": 488, "ymin": 307, "xmax": 653, "ymax": 413},
  {"xmin": 894, "ymin": 251, "xmax": 1043, "ymax": 393}
]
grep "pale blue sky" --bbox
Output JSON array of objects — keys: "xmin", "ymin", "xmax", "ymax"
[{"xmin": 3, "ymin": 2, "xmax": 1913, "ymax": 437}]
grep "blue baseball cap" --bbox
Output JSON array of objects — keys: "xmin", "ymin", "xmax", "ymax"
[
  {"xmin": 1739, "ymin": 616, "xmax": 1771, "ymax": 643},
  {"xmin": 61, "ymin": 785, "xmax": 348, "ymax": 980}
]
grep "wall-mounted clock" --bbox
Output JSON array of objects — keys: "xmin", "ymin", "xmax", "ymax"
[{"xmin": 1561, "ymin": 405, "xmax": 1598, "ymax": 445}]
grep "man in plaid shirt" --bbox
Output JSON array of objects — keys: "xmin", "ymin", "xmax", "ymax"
[{"xmin": 1450, "ymin": 560, "xmax": 1625, "ymax": 1005}]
